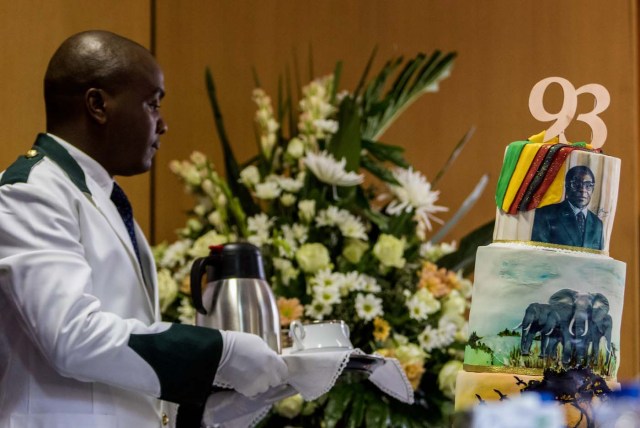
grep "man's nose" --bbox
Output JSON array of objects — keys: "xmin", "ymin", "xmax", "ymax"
[{"xmin": 157, "ymin": 117, "xmax": 168, "ymax": 135}]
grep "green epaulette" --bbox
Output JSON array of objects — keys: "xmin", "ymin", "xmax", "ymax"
[
  {"xmin": 0, "ymin": 149, "xmax": 45, "ymax": 186},
  {"xmin": 0, "ymin": 134, "xmax": 91, "ymax": 196}
]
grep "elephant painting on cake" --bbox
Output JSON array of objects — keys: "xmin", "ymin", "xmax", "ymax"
[
  {"xmin": 517, "ymin": 303, "xmax": 561, "ymax": 358},
  {"xmin": 548, "ymin": 289, "xmax": 611, "ymax": 365}
]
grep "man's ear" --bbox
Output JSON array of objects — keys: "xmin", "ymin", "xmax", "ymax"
[{"xmin": 85, "ymin": 88, "xmax": 108, "ymax": 125}]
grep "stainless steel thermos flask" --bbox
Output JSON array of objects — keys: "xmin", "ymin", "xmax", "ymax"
[{"xmin": 190, "ymin": 242, "xmax": 281, "ymax": 353}]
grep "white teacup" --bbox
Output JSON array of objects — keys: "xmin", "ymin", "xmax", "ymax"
[{"xmin": 289, "ymin": 320, "xmax": 353, "ymax": 352}]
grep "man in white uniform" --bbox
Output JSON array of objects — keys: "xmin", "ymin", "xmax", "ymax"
[{"xmin": 0, "ymin": 30, "xmax": 288, "ymax": 427}]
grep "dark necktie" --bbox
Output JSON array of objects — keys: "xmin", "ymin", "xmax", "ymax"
[
  {"xmin": 576, "ymin": 211, "xmax": 586, "ymax": 236},
  {"xmin": 110, "ymin": 182, "xmax": 142, "ymax": 264}
]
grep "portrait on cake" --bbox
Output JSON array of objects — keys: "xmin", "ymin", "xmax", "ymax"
[{"xmin": 531, "ymin": 165, "xmax": 603, "ymax": 250}]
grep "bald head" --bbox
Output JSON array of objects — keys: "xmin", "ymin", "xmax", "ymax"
[
  {"xmin": 43, "ymin": 30, "xmax": 167, "ymax": 177},
  {"xmin": 44, "ymin": 30, "xmax": 153, "ymax": 127}
]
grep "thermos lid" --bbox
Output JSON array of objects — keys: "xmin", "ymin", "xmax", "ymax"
[{"xmin": 209, "ymin": 242, "xmax": 266, "ymax": 281}]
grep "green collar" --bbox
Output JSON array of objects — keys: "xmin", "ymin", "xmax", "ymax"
[{"xmin": 34, "ymin": 133, "xmax": 92, "ymax": 196}]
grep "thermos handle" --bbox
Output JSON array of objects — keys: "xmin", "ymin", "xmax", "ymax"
[{"xmin": 190, "ymin": 256, "xmax": 215, "ymax": 315}]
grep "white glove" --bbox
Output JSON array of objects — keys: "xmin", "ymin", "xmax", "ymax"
[
  {"xmin": 202, "ymin": 384, "xmax": 296, "ymax": 428},
  {"xmin": 214, "ymin": 330, "xmax": 288, "ymax": 397}
]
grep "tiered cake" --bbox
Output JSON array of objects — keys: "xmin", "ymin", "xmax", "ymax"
[{"xmin": 454, "ymin": 130, "xmax": 626, "ymax": 422}]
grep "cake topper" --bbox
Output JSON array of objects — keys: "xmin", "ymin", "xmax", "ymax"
[{"xmin": 528, "ymin": 77, "xmax": 610, "ymax": 149}]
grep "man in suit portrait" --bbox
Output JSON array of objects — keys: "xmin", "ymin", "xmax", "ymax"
[{"xmin": 531, "ymin": 165, "xmax": 603, "ymax": 250}]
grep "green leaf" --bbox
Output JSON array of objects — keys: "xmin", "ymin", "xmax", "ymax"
[
  {"xmin": 353, "ymin": 46, "xmax": 378, "ymax": 99},
  {"xmin": 346, "ymin": 384, "xmax": 366, "ymax": 428},
  {"xmin": 324, "ymin": 384, "xmax": 354, "ymax": 428},
  {"xmin": 330, "ymin": 61, "xmax": 343, "ymax": 106},
  {"xmin": 365, "ymin": 397, "xmax": 390, "ymax": 428},
  {"xmin": 204, "ymin": 68, "xmax": 259, "ymax": 218},
  {"xmin": 436, "ymin": 220, "xmax": 494, "ymax": 275},
  {"xmin": 328, "ymin": 96, "xmax": 362, "ymax": 172},
  {"xmin": 432, "ymin": 126, "xmax": 476, "ymax": 187},
  {"xmin": 361, "ymin": 156, "xmax": 399, "ymax": 185},
  {"xmin": 362, "ymin": 139, "xmax": 409, "ymax": 167},
  {"xmin": 361, "ymin": 51, "xmax": 457, "ymax": 140}
]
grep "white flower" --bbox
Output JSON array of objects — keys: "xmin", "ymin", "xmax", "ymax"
[
  {"xmin": 255, "ymin": 181, "xmax": 281, "ymax": 199},
  {"xmin": 314, "ymin": 119, "xmax": 339, "ymax": 134},
  {"xmin": 291, "ymin": 224, "xmax": 308, "ymax": 243},
  {"xmin": 311, "ymin": 269, "xmax": 344, "ymax": 290},
  {"xmin": 188, "ymin": 230, "xmax": 229, "ymax": 258},
  {"xmin": 298, "ymin": 199, "xmax": 316, "ymax": 223},
  {"xmin": 286, "ymin": 138, "xmax": 305, "ymax": 159},
  {"xmin": 183, "ymin": 165, "xmax": 201, "ymax": 186},
  {"xmin": 360, "ymin": 274, "xmax": 381, "ymax": 293},
  {"xmin": 315, "ymin": 206, "xmax": 343, "ymax": 227},
  {"xmin": 160, "ymin": 239, "xmax": 192, "ymax": 268},
  {"xmin": 340, "ymin": 271, "xmax": 366, "ymax": 295},
  {"xmin": 177, "ymin": 299, "xmax": 196, "ymax": 325},
  {"xmin": 189, "ymin": 151, "xmax": 207, "ymax": 167},
  {"xmin": 207, "ymin": 211, "xmax": 224, "ymax": 229},
  {"xmin": 313, "ymin": 283, "xmax": 341, "ymax": 306},
  {"xmin": 338, "ymin": 214, "xmax": 368, "ymax": 240},
  {"xmin": 157, "ymin": 269, "xmax": 179, "ymax": 312},
  {"xmin": 277, "ymin": 176, "xmax": 304, "ymax": 193},
  {"xmin": 407, "ymin": 297, "xmax": 431, "ymax": 321},
  {"xmin": 305, "ymin": 300, "xmax": 333, "ymax": 320},
  {"xmin": 247, "ymin": 213, "xmax": 273, "ymax": 246},
  {"xmin": 304, "ymin": 151, "xmax": 363, "ymax": 187},
  {"xmin": 355, "ymin": 293, "xmax": 383, "ymax": 321},
  {"xmin": 436, "ymin": 320, "xmax": 457, "ymax": 348},
  {"xmin": 418, "ymin": 325, "xmax": 440, "ymax": 352},
  {"xmin": 385, "ymin": 167, "xmax": 448, "ymax": 231},
  {"xmin": 280, "ymin": 193, "xmax": 296, "ymax": 207},
  {"xmin": 240, "ymin": 165, "xmax": 261, "ymax": 187}
]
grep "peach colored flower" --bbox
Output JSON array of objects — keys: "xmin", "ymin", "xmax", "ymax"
[{"xmin": 277, "ymin": 297, "xmax": 303, "ymax": 327}]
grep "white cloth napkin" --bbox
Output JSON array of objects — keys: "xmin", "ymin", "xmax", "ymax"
[{"xmin": 203, "ymin": 347, "xmax": 414, "ymax": 428}]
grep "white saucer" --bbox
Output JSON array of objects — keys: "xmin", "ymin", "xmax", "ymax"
[{"xmin": 284, "ymin": 346, "xmax": 354, "ymax": 355}]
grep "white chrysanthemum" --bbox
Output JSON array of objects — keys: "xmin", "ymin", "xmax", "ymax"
[
  {"xmin": 407, "ymin": 297, "xmax": 431, "ymax": 321},
  {"xmin": 360, "ymin": 274, "xmax": 381, "ymax": 293},
  {"xmin": 436, "ymin": 320, "xmax": 457, "ymax": 348},
  {"xmin": 305, "ymin": 300, "xmax": 333, "ymax": 320},
  {"xmin": 338, "ymin": 214, "xmax": 368, "ymax": 240},
  {"xmin": 254, "ymin": 181, "xmax": 281, "ymax": 199},
  {"xmin": 315, "ymin": 206, "xmax": 343, "ymax": 227},
  {"xmin": 313, "ymin": 283, "xmax": 341, "ymax": 306},
  {"xmin": 418, "ymin": 325, "xmax": 440, "ymax": 352},
  {"xmin": 311, "ymin": 269, "xmax": 343, "ymax": 290},
  {"xmin": 304, "ymin": 151, "xmax": 363, "ymax": 187},
  {"xmin": 355, "ymin": 293, "xmax": 384, "ymax": 322},
  {"xmin": 340, "ymin": 271, "xmax": 366, "ymax": 295},
  {"xmin": 385, "ymin": 167, "xmax": 448, "ymax": 231},
  {"xmin": 277, "ymin": 176, "xmax": 304, "ymax": 193}
]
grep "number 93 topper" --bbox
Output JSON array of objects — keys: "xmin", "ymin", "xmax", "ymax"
[{"xmin": 528, "ymin": 76, "xmax": 610, "ymax": 149}]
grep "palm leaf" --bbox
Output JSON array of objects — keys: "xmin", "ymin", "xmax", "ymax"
[
  {"xmin": 432, "ymin": 126, "xmax": 476, "ymax": 187},
  {"xmin": 361, "ymin": 155, "xmax": 399, "ymax": 185},
  {"xmin": 205, "ymin": 68, "xmax": 258, "ymax": 216},
  {"xmin": 353, "ymin": 46, "xmax": 378, "ymax": 99},
  {"xmin": 361, "ymin": 51, "xmax": 457, "ymax": 140},
  {"xmin": 436, "ymin": 219, "xmax": 494, "ymax": 275},
  {"xmin": 429, "ymin": 173, "xmax": 489, "ymax": 244}
]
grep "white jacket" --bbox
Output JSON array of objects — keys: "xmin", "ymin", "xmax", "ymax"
[{"xmin": 0, "ymin": 134, "xmax": 222, "ymax": 428}]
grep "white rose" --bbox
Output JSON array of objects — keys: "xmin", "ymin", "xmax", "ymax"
[
  {"xmin": 438, "ymin": 360, "xmax": 463, "ymax": 399},
  {"xmin": 157, "ymin": 269, "xmax": 179, "ymax": 312},
  {"xmin": 280, "ymin": 193, "xmax": 296, "ymax": 207},
  {"xmin": 255, "ymin": 181, "xmax": 281, "ymax": 199},
  {"xmin": 298, "ymin": 199, "xmax": 316, "ymax": 223}
]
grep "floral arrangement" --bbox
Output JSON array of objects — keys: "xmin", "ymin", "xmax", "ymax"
[{"xmin": 154, "ymin": 50, "xmax": 492, "ymax": 427}]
